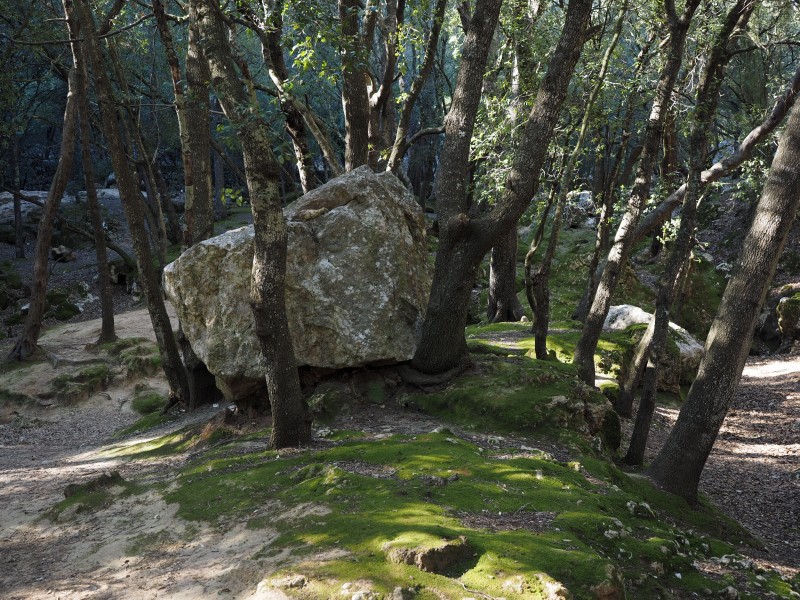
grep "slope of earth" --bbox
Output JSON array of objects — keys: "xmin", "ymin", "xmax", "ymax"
[{"xmin": 0, "ymin": 312, "xmax": 798, "ymax": 599}]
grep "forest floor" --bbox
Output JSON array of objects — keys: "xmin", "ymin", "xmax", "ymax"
[{"xmin": 0, "ymin": 308, "xmax": 797, "ymax": 599}]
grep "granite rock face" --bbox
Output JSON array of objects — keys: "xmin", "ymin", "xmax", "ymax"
[{"xmin": 164, "ymin": 167, "xmax": 431, "ymax": 400}]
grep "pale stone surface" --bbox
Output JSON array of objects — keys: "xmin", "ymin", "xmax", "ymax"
[
  {"xmin": 164, "ymin": 167, "xmax": 430, "ymax": 399},
  {"xmin": 604, "ymin": 304, "xmax": 704, "ymax": 390}
]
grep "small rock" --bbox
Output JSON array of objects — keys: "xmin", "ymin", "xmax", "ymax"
[
  {"xmin": 269, "ymin": 575, "xmax": 306, "ymax": 589},
  {"xmin": 719, "ymin": 586, "xmax": 738, "ymax": 600},
  {"xmin": 386, "ymin": 536, "xmax": 473, "ymax": 575},
  {"xmin": 389, "ymin": 587, "xmax": 416, "ymax": 600}
]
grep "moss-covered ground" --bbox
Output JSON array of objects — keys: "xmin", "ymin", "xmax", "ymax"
[{"xmin": 76, "ymin": 338, "xmax": 798, "ymax": 599}]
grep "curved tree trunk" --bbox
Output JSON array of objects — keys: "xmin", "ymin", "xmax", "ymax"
[
  {"xmin": 648, "ymin": 97, "xmax": 800, "ymax": 501},
  {"xmin": 9, "ymin": 67, "xmax": 78, "ymax": 361},
  {"xmin": 75, "ymin": 0, "xmax": 189, "ymax": 406},
  {"xmin": 191, "ymin": 0, "xmax": 311, "ymax": 448},
  {"xmin": 572, "ymin": 0, "xmax": 700, "ymax": 385},
  {"xmin": 413, "ymin": 0, "xmax": 591, "ymax": 374}
]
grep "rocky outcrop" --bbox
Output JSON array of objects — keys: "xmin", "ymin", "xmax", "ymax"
[
  {"xmin": 164, "ymin": 167, "xmax": 430, "ymax": 400},
  {"xmin": 604, "ymin": 304, "xmax": 704, "ymax": 392}
]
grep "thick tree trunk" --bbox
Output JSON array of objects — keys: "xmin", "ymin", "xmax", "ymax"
[
  {"xmin": 487, "ymin": 226, "xmax": 524, "ymax": 322},
  {"xmin": 9, "ymin": 68, "xmax": 78, "ymax": 361},
  {"xmin": 648, "ymin": 98, "xmax": 800, "ymax": 501},
  {"xmin": 414, "ymin": 0, "xmax": 591, "ymax": 373},
  {"xmin": 572, "ymin": 0, "xmax": 699, "ymax": 385},
  {"xmin": 411, "ymin": 0, "xmax": 504, "ymax": 372},
  {"xmin": 192, "ymin": 0, "xmax": 311, "ymax": 448},
  {"xmin": 76, "ymin": 0, "xmax": 189, "ymax": 405}
]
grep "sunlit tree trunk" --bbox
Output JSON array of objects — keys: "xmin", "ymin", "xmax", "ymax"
[
  {"xmin": 648, "ymin": 98, "xmax": 800, "ymax": 501},
  {"xmin": 191, "ymin": 0, "xmax": 311, "ymax": 448},
  {"xmin": 573, "ymin": 0, "xmax": 700, "ymax": 385}
]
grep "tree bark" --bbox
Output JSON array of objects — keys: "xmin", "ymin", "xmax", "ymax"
[
  {"xmin": 487, "ymin": 226, "xmax": 524, "ymax": 322},
  {"xmin": 413, "ymin": 0, "xmax": 591, "ymax": 374},
  {"xmin": 648, "ymin": 98, "xmax": 800, "ymax": 501},
  {"xmin": 624, "ymin": 0, "xmax": 756, "ymax": 466},
  {"xmin": 70, "ymin": 5, "xmax": 115, "ymax": 344},
  {"xmin": 191, "ymin": 0, "xmax": 311, "ymax": 448},
  {"xmin": 527, "ymin": 0, "xmax": 626, "ymax": 353},
  {"xmin": 411, "ymin": 0, "xmax": 505, "ymax": 373},
  {"xmin": 11, "ymin": 134, "xmax": 24, "ymax": 259},
  {"xmin": 9, "ymin": 67, "xmax": 78, "ymax": 361},
  {"xmin": 75, "ymin": 0, "xmax": 189, "ymax": 405},
  {"xmin": 572, "ymin": 0, "xmax": 700, "ymax": 385},
  {"xmin": 339, "ymin": 0, "xmax": 370, "ymax": 171}
]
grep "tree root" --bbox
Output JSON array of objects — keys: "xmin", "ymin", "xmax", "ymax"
[{"xmin": 397, "ymin": 362, "xmax": 470, "ymax": 388}]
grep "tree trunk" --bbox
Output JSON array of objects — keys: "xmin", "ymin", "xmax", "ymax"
[
  {"xmin": 71, "ymin": 10, "xmax": 115, "ymax": 344},
  {"xmin": 411, "ymin": 0, "xmax": 505, "ymax": 372},
  {"xmin": 12, "ymin": 134, "xmax": 24, "ymax": 259},
  {"xmin": 624, "ymin": 0, "xmax": 756, "ymax": 466},
  {"xmin": 526, "ymin": 0, "xmax": 626, "ymax": 353},
  {"xmin": 339, "ymin": 0, "xmax": 370, "ymax": 171},
  {"xmin": 9, "ymin": 67, "xmax": 78, "ymax": 361},
  {"xmin": 648, "ymin": 98, "xmax": 800, "ymax": 501},
  {"xmin": 153, "ymin": 0, "xmax": 218, "ymax": 408},
  {"xmin": 75, "ymin": 0, "xmax": 189, "ymax": 406},
  {"xmin": 487, "ymin": 226, "xmax": 524, "ymax": 322},
  {"xmin": 191, "ymin": 0, "xmax": 311, "ymax": 448},
  {"xmin": 572, "ymin": 0, "xmax": 699, "ymax": 385},
  {"xmin": 413, "ymin": 0, "xmax": 591, "ymax": 374}
]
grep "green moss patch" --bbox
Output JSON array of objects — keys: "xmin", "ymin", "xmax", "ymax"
[
  {"xmin": 149, "ymin": 428, "xmax": 782, "ymax": 599},
  {"xmin": 102, "ymin": 337, "xmax": 161, "ymax": 376},
  {"xmin": 131, "ymin": 388, "xmax": 165, "ymax": 415},
  {"xmin": 50, "ymin": 363, "xmax": 113, "ymax": 403}
]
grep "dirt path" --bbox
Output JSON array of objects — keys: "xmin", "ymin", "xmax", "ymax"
[{"xmin": 628, "ymin": 355, "xmax": 800, "ymax": 574}]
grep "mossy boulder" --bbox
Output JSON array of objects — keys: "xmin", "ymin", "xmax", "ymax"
[{"xmin": 776, "ymin": 293, "xmax": 800, "ymax": 341}]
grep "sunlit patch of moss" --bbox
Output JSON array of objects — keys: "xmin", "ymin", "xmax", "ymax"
[{"xmin": 114, "ymin": 412, "xmax": 174, "ymax": 438}]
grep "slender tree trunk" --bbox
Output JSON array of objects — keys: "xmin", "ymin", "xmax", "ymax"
[
  {"xmin": 527, "ymin": 1, "xmax": 626, "ymax": 353},
  {"xmin": 70, "ymin": 10, "xmax": 115, "ymax": 344},
  {"xmin": 386, "ymin": 0, "xmax": 447, "ymax": 174},
  {"xmin": 648, "ymin": 98, "xmax": 800, "ymax": 501},
  {"xmin": 9, "ymin": 68, "xmax": 78, "ymax": 360},
  {"xmin": 153, "ymin": 0, "xmax": 217, "ymax": 408},
  {"xmin": 413, "ymin": 0, "xmax": 591, "ymax": 374},
  {"xmin": 75, "ymin": 0, "xmax": 189, "ymax": 405},
  {"xmin": 573, "ymin": 0, "xmax": 700, "ymax": 385},
  {"xmin": 191, "ymin": 0, "xmax": 311, "ymax": 448},
  {"xmin": 339, "ymin": 0, "xmax": 370, "ymax": 171},
  {"xmin": 624, "ymin": 0, "xmax": 756, "ymax": 466},
  {"xmin": 12, "ymin": 134, "xmax": 24, "ymax": 258}
]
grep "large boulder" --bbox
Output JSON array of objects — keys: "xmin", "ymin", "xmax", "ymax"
[
  {"xmin": 164, "ymin": 167, "xmax": 431, "ymax": 400},
  {"xmin": 604, "ymin": 304, "xmax": 704, "ymax": 393}
]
